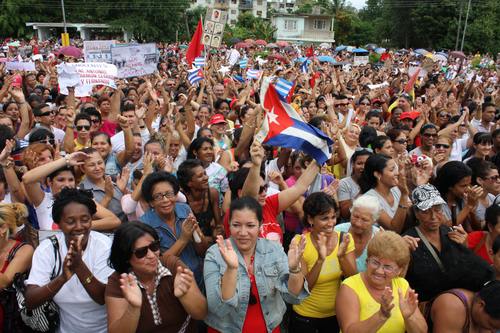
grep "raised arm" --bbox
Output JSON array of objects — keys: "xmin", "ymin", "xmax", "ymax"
[
  {"xmin": 278, "ymin": 160, "xmax": 319, "ymax": 213},
  {"xmin": 116, "ymin": 116, "xmax": 134, "ymax": 167}
]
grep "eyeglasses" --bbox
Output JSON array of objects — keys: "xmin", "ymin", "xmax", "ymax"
[
  {"xmin": 39, "ymin": 111, "xmax": 54, "ymax": 117},
  {"xmin": 435, "ymin": 143, "xmax": 450, "ymax": 149},
  {"xmin": 133, "ymin": 240, "xmax": 160, "ymax": 259},
  {"xmin": 38, "ymin": 138, "xmax": 55, "ymax": 145},
  {"xmin": 482, "ymin": 175, "xmax": 500, "ymax": 181},
  {"xmin": 76, "ymin": 125, "xmax": 91, "ymax": 131},
  {"xmin": 367, "ymin": 257, "xmax": 397, "ymax": 274},
  {"xmin": 90, "ymin": 118, "xmax": 101, "ymax": 124},
  {"xmin": 152, "ymin": 191, "xmax": 176, "ymax": 201},
  {"xmin": 393, "ymin": 139, "xmax": 408, "ymax": 145},
  {"xmin": 259, "ymin": 185, "xmax": 268, "ymax": 194},
  {"xmin": 422, "ymin": 133, "xmax": 438, "ymax": 138},
  {"xmin": 360, "ymin": 102, "xmax": 371, "ymax": 106}
]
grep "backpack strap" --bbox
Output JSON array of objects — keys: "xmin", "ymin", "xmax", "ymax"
[
  {"xmin": 48, "ymin": 236, "xmax": 62, "ymax": 280},
  {"xmin": 6, "ymin": 241, "xmax": 28, "ymax": 262}
]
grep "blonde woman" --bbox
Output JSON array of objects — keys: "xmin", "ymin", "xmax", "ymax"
[{"xmin": 0, "ymin": 203, "xmax": 34, "ymax": 331}]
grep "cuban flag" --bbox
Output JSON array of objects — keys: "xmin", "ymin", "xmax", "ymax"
[
  {"xmin": 193, "ymin": 57, "xmax": 205, "ymax": 68},
  {"xmin": 188, "ymin": 68, "xmax": 203, "ymax": 85},
  {"xmin": 300, "ymin": 59, "xmax": 309, "ymax": 74},
  {"xmin": 233, "ymin": 75, "xmax": 245, "ymax": 83},
  {"xmin": 247, "ymin": 69, "xmax": 262, "ymax": 80},
  {"xmin": 239, "ymin": 58, "xmax": 248, "ymax": 69},
  {"xmin": 255, "ymin": 77, "xmax": 333, "ymax": 165},
  {"xmin": 275, "ymin": 78, "xmax": 295, "ymax": 103}
]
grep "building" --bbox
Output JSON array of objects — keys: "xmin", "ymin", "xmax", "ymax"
[
  {"xmin": 271, "ymin": 10, "xmax": 335, "ymax": 44},
  {"xmin": 25, "ymin": 22, "xmax": 130, "ymax": 41},
  {"xmin": 191, "ymin": 0, "xmax": 268, "ymax": 25},
  {"xmin": 268, "ymin": 0, "xmax": 296, "ymax": 14}
]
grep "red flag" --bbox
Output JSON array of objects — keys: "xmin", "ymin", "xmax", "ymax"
[
  {"xmin": 186, "ymin": 19, "xmax": 204, "ymax": 67},
  {"xmin": 309, "ymin": 72, "xmax": 321, "ymax": 89},
  {"xmin": 404, "ymin": 67, "xmax": 420, "ymax": 93},
  {"xmin": 306, "ymin": 46, "xmax": 314, "ymax": 58}
]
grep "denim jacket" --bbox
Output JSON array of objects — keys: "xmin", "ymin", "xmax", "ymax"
[{"xmin": 204, "ymin": 238, "xmax": 309, "ymax": 333}]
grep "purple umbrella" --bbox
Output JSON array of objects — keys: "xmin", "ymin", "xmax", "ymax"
[{"xmin": 58, "ymin": 46, "xmax": 83, "ymax": 59}]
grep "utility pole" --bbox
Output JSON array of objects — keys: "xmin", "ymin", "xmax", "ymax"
[
  {"xmin": 61, "ymin": 0, "xmax": 67, "ymax": 33},
  {"xmin": 455, "ymin": 0, "xmax": 463, "ymax": 50},
  {"xmin": 460, "ymin": 0, "xmax": 471, "ymax": 52}
]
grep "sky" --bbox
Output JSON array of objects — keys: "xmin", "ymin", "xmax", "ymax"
[{"xmin": 349, "ymin": 0, "xmax": 366, "ymax": 9}]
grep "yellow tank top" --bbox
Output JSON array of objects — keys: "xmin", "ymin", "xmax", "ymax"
[
  {"xmin": 342, "ymin": 274, "xmax": 409, "ymax": 333},
  {"xmin": 293, "ymin": 231, "xmax": 355, "ymax": 318}
]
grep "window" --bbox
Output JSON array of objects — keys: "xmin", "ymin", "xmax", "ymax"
[
  {"xmin": 313, "ymin": 19, "xmax": 327, "ymax": 30},
  {"xmin": 231, "ymin": 9, "xmax": 237, "ymax": 14},
  {"xmin": 279, "ymin": 3, "xmax": 284, "ymax": 8},
  {"xmin": 256, "ymin": 10, "xmax": 262, "ymax": 16},
  {"xmin": 284, "ymin": 19, "xmax": 297, "ymax": 30},
  {"xmin": 257, "ymin": 0, "xmax": 262, "ymax": 5},
  {"xmin": 231, "ymin": 19, "xmax": 237, "ymax": 24},
  {"xmin": 231, "ymin": 0, "xmax": 237, "ymax": 3}
]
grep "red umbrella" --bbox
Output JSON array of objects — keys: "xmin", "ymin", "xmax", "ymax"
[
  {"xmin": 266, "ymin": 43, "xmax": 278, "ymax": 48},
  {"xmin": 450, "ymin": 50, "xmax": 466, "ymax": 59},
  {"xmin": 234, "ymin": 42, "xmax": 250, "ymax": 49},
  {"xmin": 276, "ymin": 41, "xmax": 289, "ymax": 47},
  {"xmin": 58, "ymin": 46, "xmax": 83, "ymax": 58},
  {"xmin": 267, "ymin": 53, "xmax": 288, "ymax": 64},
  {"xmin": 244, "ymin": 38, "xmax": 255, "ymax": 44},
  {"xmin": 255, "ymin": 39, "xmax": 267, "ymax": 46}
]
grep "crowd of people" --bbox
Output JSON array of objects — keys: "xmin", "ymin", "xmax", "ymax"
[{"xmin": 0, "ymin": 37, "xmax": 499, "ymax": 333}]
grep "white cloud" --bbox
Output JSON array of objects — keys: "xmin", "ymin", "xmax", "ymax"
[{"xmin": 348, "ymin": 0, "xmax": 366, "ymax": 9}]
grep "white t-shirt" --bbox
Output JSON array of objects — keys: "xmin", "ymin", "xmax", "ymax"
[
  {"xmin": 35, "ymin": 192, "xmax": 54, "ymax": 230},
  {"xmin": 365, "ymin": 187, "xmax": 402, "ymax": 219},
  {"xmin": 111, "ymin": 127, "xmax": 150, "ymax": 153},
  {"xmin": 450, "ymin": 136, "xmax": 468, "ymax": 161},
  {"xmin": 26, "ymin": 231, "xmax": 113, "ymax": 333}
]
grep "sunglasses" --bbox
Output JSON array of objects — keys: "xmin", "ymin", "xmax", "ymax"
[
  {"xmin": 76, "ymin": 125, "xmax": 91, "ymax": 131},
  {"xmin": 38, "ymin": 138, "xmax": 55, "ymax": 145},
  {"xmin": 483, "ymin": 175, "xmax": 500, "ymax": 181},
  {"xmin": 435, "ymin": 143, "xmax": 450, "ymax": 149},
  {"xmin": 394, "ymin": 139, "xmax": 408, "ymax": 144},
  {"xmin": 133, "ymin": 240, "xmax": 160, "ymax": 259},
  {"xmin": 39, "ymin": 111, "xmax": 54, "ymax": 117},
  {"xmin": 423, "ymin": 133, "xmax": 438, "ymax": 138}
]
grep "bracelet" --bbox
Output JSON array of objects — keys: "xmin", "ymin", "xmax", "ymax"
[
  {"xmin": 83, "ymin": 274, "xmax": 93, "ymax": 285},
  {"xmin": 398, "ymin": 204, "xmax": 410, "ymax": 209},
  {"xmin": 289, "ymin": 264, "xmax": 302, "ymax": 274},
  {"xmin": 0, "ymin": 160, "xmax": 13, "ymax": 169},
  {"xmin": 64, "ymin": 155, "xmax": 71, "ymax": 167}
]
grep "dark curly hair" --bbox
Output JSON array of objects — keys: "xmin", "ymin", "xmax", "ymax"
[
  {"xmin": 187, "ymin": 137, "xmax": 214, "ymax": 160},
  {"xmin": 52, "ymin": 188, "xmax": 96, "ymax": 224},
  {"xmin": 177, "ymin": 159, "xmax": 204, "ymax": 193},
  {"xmin": 302, "ymin": 192, "xmax": 338, "ymax": 227},
  {"xmin": 141, "ymin": 171, "xmax": 179, "ymax": 203}
]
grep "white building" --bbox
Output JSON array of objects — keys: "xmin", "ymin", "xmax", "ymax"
[
  {"xmin": 268, "ymin": 0, "xmax": 296, "ymax": 14},
  {"xmin": 191, "ymin": 0, "xmax": 267, "ymax": 25},
  {"xmin": 271, "ymin": 12, "xmax": 335, "ymax": 43}
]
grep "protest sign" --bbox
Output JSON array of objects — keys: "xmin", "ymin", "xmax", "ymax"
[
  {"xmin": 57, "ymin": 62, "xmax": 117, "ymax": 97},
  {"xmin": 111, "ymin": 43, "xmax": 158, "ymax": 78},
  {"xmin": 5, "ymin": 62, "xmax": 36, "ymax": 71},
  {"xmin": 353, "ymin": 55, "xmax": 369, "ymax": 66},
  {"xmin": 84, "ymin": 40, "xmax": 116, "ymax": 63},
  {"xmin": 204, "ymin": 8, "xmax": 227, "ymax": 48}
]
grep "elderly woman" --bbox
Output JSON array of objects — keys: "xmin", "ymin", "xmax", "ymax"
[
  {"xmin": 25, "ymin": 188, "xmax": 115, "ymax": 333},
  {"xmin": 140, "ymin": 171, "xmax": 209, "ymax": 286},
  {"xmin": 290, "ymin": 192, "xmax": 357, "ymax": 333},
  {"xmin": 335, "ymin": 195, "xmax": 381, "ymax": 272},
  {"xmin": 204, "ymin": 196, "xmax": 309, "ymax": 333},
  {"xmin": 403, "ymin": 184, "xmax": 493, "ymax": 303},
  {"xmin": 105, "ymin": 222, "xmax": 207, "ymax": 333},
  {"xmin": 336, "ymin": 231, "xmax": 428, "ymax": 333}
]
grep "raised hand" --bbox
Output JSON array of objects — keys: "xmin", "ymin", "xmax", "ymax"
[
  {"xmin": 465, "ymin": 185, "xmax": 483, "ymax": 209},
  {"xmin": 119, "ymin": 273, "xmax": 142, "ymax": 308},
  {"xmin": 315, "ymin": 232, "xmax": 328, "ymax": 260},
  {"xmin": 379, "ymin": 287, "xmax": 395, "ymax": 319},
  {"xmin": 10, "ymin": 87, "xmax": 26, "ymax": 103},
  {"xmin": 288, "ymin": 234, "xmax": 306, "ymax": 271},
  {"xmin": 142, "ymin": 152, "xmax": 154, "ymax": 176},
  {"xmin": 67, "ymin": 235, "xmax": 84, "ymax": 271},
  {"xmin": 399, "ymin": 288, "xmax": 419, "ymax": 319},
  {"xmin": 216, "ymin": 235, "xmax": 239, "ymax": 270},
  {"xmin": 62, "ymin": 252, "xmax": 75, "ymax": 282},
  {"xmin": 118, "ymin": 115, "xmax": 130, "ymax": 129},
  {"xmin": 180, "ymin": 214, "xmax": 197, "ymax": 242},
  {"xmin": 104, "ymin": 176, "xmax": 114, "ymax": 198},
  {"xmin": 337, "ymin": 232, "xmax": 351, "ymax": 257},
  {"xmin": 447, "ymin": 225, "xmax": 467, "ymax": 245},
  {"xmin": 116, "ymin": 167, "xmax": 131, "ymax": 194},
  {"xmin": 174, "ymin": 266, "xmax": 195, "ymax": 298},
  {"xmin": 0, "ymin": 139, "xmax": 15, "ymax": 163},
  {"xmin": 250, "ymin": 140, "xmax": 264, "ymax": 166},
  {"xmin": 67, "ymin": 151, "xmax": 89, "ymax": 166}
]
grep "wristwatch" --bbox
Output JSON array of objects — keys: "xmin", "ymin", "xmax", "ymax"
[{"xmin": 84, "ymin": 274, "xmax": 93, "ymax": 285}]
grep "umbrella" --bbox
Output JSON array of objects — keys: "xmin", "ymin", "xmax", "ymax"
[
  {"xmin": 276, "ymin": 41, "xmax": 289, "ymax": 47},
  {"xmin": 58, "ymin": 46, "xmax": 83, "ymax": 58},
  {"xmin": 433, "ymin": 53, "xmax": 447, "ymax": 63},
  {"xmin": 295, "ymin": 57, "xmax": 311, "ymax": 64},
  {"xmin": 234, "ymin": 42, "xmax": 250, "ymax": 49},
  {"xmin": 335, "ymin": 45, "xmax": 347, "ymax": 52},
  {"xmin": 267, "ymin": 54, "xmax": 288, "ymax": 63},
  {"xmin": 319, "ymin": 42, "xmax": 330, "ymax": 49},
  {"xmin": 255, "ymin": 39, "xmax": 267, "ymax": 46},
  {"xmin": 244, "ymin": 38, "xmax": 255, "ymax": 44},
  {"xmin": 414, "ymin": 48, "xmax": 430, "ymax": 56},
  {"xmin": 365, "ymin": 43, "xmax": 378, "ymax": 50},
  {"xmin": 353, "ymin": 48, "xmax": 368, "ymax": 53},
  {"xmin": 346, "ymin": 46, "xmax": 355, "ymax": 52},
  {"xmin": 375, "ymin": 47, "xmax": 386, "ymax": 54},
  {"xmin": 450, "ymin": 50, "xmax": 465, "ymax": 59},
  {"xmin": 179, "ymin": 44, "xmax": 188, "ymax": 49},
  {"xmin": 266, "ymin": 43, "xmax": 278, "ymax": 48},
  {"xmin": 228, "ymin": 37, "xmax": 241, "ymax": 45},
  {"xmin": 317, "ymin": 55, "xmax": 335, "ymax": 63},
  {"xmin": 283, "ymin": 46, "xmax": 295, "ymax": 53}
]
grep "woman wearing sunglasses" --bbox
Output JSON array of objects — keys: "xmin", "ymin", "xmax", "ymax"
[
  {"xmin": 387, "ymin": 128, "xmax": 409, "ymax": 158},
  {"xmin": 432, "ymin": 135, "xmax": 453, "ymax": 173},
  {"xmin": 106, "ymin": 222, "xmax": 207, "ymax": 333},
  {"xmin": 336, "ymin": 231, "xmax": 427, "ymax": 333},
  {"xmin": 63, "ymin": 112, "xmax": 92, "ymax": 153},
  {"xmin": 204, "ymin": 196, "xmax": 309, "ymax": 333}
]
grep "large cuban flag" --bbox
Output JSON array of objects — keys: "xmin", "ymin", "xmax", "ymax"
[{"xmin": 255, "ymin": 77, "xmax": 333, "ymax": 165}]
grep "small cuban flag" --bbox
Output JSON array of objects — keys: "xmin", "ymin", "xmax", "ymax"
[
  {"xmin": 239, "ymin": 58, "xmax": 248, "ymax": 69},
  {"xmin": 275, "ymin": 78, "xmax": 294, "ymax": 102},
  {"xmin": 233, "ymin": 75, "xmax": 245, "ymax": 83},
  {"xmin": 194, "ymin": 57, "xmax": 205, "ymax": 68},
  {"xmin": 247, "ymin": 69, "xmax": 262, "ymax": 80},
  {"xmin": 300, "ymin": 59, "xmax": 309, "ymax": 74},
  {"xmin": 188, "ymin": 68, "xmax": 203, "ymax": 85}
]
